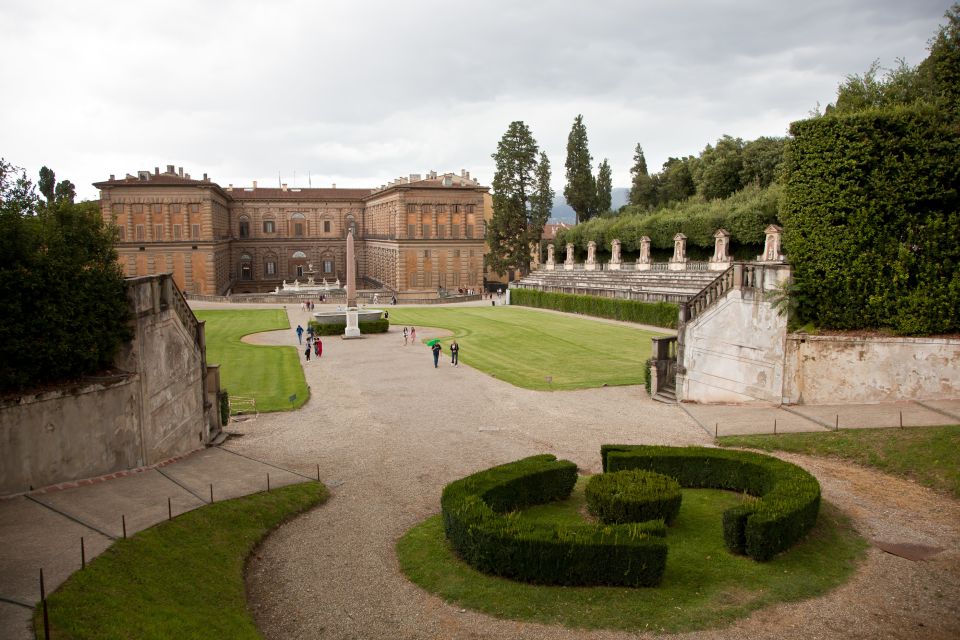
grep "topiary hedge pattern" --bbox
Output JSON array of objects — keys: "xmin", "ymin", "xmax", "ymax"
[
  {"xmin": 781, "ymin": 106, "xmax": 960, "ymax": 335},
  {"xmin": 441, "ymin": 455, "xmax": 668, "ymax": 587},
  {"xmin": 510, "ymin": 288, "xmax": 678, "ymax": 329},
  {"xmin": 600, "ymin": 445, "xmax": 820, "ymax": 561},
  {"xmin": 308, "ymin": 318, "xmax": 389, "ymax": 336},
  {"xmin": 586, "ymin": 469, "xmax": 682, "ymax": 525}
]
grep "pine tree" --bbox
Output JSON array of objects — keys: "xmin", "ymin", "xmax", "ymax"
[
  {"xmin": 596, "ymin": 159, "xmax": 612, "ymax": 214},
  {"xmin": 563, "ymin": 114, "xmax": 597, "ymax": 223},
  {"xmin": 486, "ymin": 121, "xmax": 541, "ymax": 278},
  {"xmin": 629, "ymin": 143, "xmax": 657, "ymax": 209}
]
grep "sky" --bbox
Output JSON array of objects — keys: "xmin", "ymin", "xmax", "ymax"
[{"xmin": 0, "ymin": 0, "xmax": 951, "ymax": 201}]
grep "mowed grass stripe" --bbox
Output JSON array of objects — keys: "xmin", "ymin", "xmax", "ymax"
[
  {"xmin": 195, "ymin": 309, "xmax": 308, "ymax": 412},
  {"xmin": 388, "ymin": 307, "xmax": 666, "ymax": 390}
]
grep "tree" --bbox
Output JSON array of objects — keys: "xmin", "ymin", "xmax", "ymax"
[
  {"xmin": 563, "ymin": 114, "xmax": 597, "ymax": 223},
  {"xmin": 529, "ymin": 151, "xmax": 554, "ymax": 254},
  {"xmin": 629, "ymin": 143, "xmax": 657, "ymax": 209},
  {"xmin": 54, "ymin": 179, "xmax": 76, "ymax": 204},
  {"xmin": 38, "ymin": 166, "xmax": 56, "ymax": 204},
  {"xmin": 595, "ymin": 159, "xmax": 612, "ymax": 214},
  {"xmin": 0, "ymin": 159, "xmax": 130, "ymax": 391},
  {"xmin": 740, "ymin": 137, "xmax": 786, "ymax": 188},
  {"xmin": 656, "ymin": 156, "xmax": 696, "ymax": 205},
  {"xmin": 485, "ymin": 121, "xmax": 543, "ymax": 279},
  {"xmin": 694, "ymin": 135, "xmax": 744, "ymax": 200},
  {"xmin": 919, "ymin": 3, "xmax": 960, "ymax": 115}
]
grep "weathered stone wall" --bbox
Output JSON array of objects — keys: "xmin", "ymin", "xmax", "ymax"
[
  {"xmin": 784, "ymin": 335, "xmax": 960, "ymax": 404},
  {"xmin": 0, "ymin": 274, "xmax": 213, "ymax": 495}
]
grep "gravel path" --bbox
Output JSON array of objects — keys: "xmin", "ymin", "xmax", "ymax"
[{"xmin": 230, "ymin": 306, "xmax": 960, "ymax": 640}]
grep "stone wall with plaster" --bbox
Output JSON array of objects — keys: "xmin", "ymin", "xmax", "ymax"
[{"xmin": 783, "ymin": 335, "xmax": 960, "ymax": 404}]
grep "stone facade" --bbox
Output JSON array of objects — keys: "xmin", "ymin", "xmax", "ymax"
[{"xmin": 96, "ymin": 166, "xmax": 489, "ymax": 295}]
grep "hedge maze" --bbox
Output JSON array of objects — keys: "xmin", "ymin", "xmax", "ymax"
[{"xmin": 441, "ymin": 446, "xmax": 821, "ymax": 587}]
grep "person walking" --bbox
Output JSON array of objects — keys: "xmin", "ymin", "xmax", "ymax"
[
  {"xmin": 296, "ymin": 324, "xmax": 304, "ymax": 344},
  {"xmin": 402, "ymin": 326, "xmax": 409, "ymax": 345},
  {"xmin": 450, "ymin": 340, "xmax": 459, "ymax": 366},
  {"xmin": 410, "ymin": 327, "xmax": 416, "ymax": 344},
  {"xmin": 314, "ymin": 336, "xmax": 322, "ymax": 358},
  {"xmin": 304, "ymin": 344, "xmax": 311, "ymax": 362},
  {"xmin": 431, "ymin": 341, "xmax": 442, "ymax": 368}
]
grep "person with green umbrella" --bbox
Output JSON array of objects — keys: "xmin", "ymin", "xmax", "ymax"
[{"xmin": 429, "ymin": 339, "xmax": 442, "ymax": 368}]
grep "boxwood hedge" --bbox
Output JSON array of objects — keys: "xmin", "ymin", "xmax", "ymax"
[
  {"xmin": 441, "ymin": 455, "xmax": 668, "ymax": 587},
  {"xmin": 308, "ymin": 318, "xmax": 389, "ymax": 336},
  {"xmin": 586, "ymin": 469, "xmax": 682, "ymax": 525},
  {"xmin": 600, "ymin": 445, "xmax": 820, "ymax": 561},
  {"xmin": 510, "ymin": 288, "xmax": 678, "ymax": 329}
]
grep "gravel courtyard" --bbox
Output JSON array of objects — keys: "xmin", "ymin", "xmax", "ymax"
[{"xmin": 225, "ymin": 305, "xmax": 960, "ymax": 640}]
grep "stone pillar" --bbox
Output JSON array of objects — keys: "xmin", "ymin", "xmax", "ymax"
[
  {"xmin": 709, "ymin": 228, "xmax": 732, "ymax": 271},
  {"xmin": 608, "ymin": 239, "xmax": 622, "ymax": 270},
  {"xmin": 757, "ymin": 224, "xmax": 785, "ymax": 263},
  {"xmin": 546, "ymin": 244, "xmax": 556, "ymax": 271},
  {"xmin": 668, "ymin": 233, "xmax": 687, "ymax": 271},
  {"xmin": 344, "ymin": 229, "xmax": 360, "ymax": 338},
  {"xmin": 530, "ymin": 242, "xmax": 541, "ymax": 271},
  {"xmin": 564, "ymin": 242, "xmax": 575, "ymax": 270},
  {"xmin": 585, "ymin": 240, "xmax": 597, "ymax": 271},
  {"xmin": 636, "ymin": 236, "xmax": 652, "ymax": 271}
]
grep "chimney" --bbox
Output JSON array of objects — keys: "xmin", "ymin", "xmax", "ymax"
[
  {"xmin": 178, "ymin": 167, "xmax": 183, "ymax": 177},
  {"xmin": 155, "ymin": 167, "xmax": 160, "ymax": 175},
  {"xmin": 166, "ymin": 164, "xmax": 175, "ymax": 174},
  {"xmin": 185, "ymin": 173, "xmax": 191, "ymax": 180},
  {"xmin": 465, "ymin": 170, "xmax": 470, "ymax": 180},
  {"xmin": 109, "ymin": 174, "xmax": 115, "ymax": 181},
  {"xmin": 461, "ymin": 169, "xmax": 466, "ymax": 178},
  {"xmin": 281, "ymin": 183, "xmax": 288, "ymax": 191},
  {"xmin": 332, "ymin": 183, "xmax": 336, "ymax": 188},
  {"xmin": 253, "ymin": 180, "xmax": 258, "ymax": 189},
  {"xmin": 442, "ymin": 175, "xmax": 453, "ymax": 187},
  {"xmin": 409, "ymin": 173, "xmax": 420, "ymax": 182},
  {"xmin": 227, "ymin": 183, "xmax": 233, "ymax": 191},
  {"xmin": 203, "ymin": 173, "xmax": 208, "ymax": 181}
]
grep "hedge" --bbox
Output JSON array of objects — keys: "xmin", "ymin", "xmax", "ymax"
[
  {"xmin": 781, "ymin": 106, "xmax": 960, "ymax": 335},
  {"xmin": 441, "ymin": 455, "xmax": 668, "ymax": 587},
  {"xmin": 307, "ymin": 318, "xmax": 389, "ymax": 336},
  {"xmin": 510, "ymin": 288, "xmax": 678, "ymax": 329},
  {"xmin": 601, "ymin": 445, "xmax": 820, "ymax": 561},
  {"xmin": 586, "ymin": 469, "xmax": 682, "ymax": 525}
]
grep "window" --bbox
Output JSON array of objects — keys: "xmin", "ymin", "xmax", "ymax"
[
  {"xmin": 117, "ymin": 226, "xmax": 126, "ymax": 240},
  {"xmin": 451, "ymin": 224, "xmax": 459, "ymax": 237},
  {"xmin": 466, "ymin": 225, "xmax": 473, "ymax": 238},
  {"xmin": 239, "ymin": 218, "xmax": 250, "ymax": 238},
  {"xmin": 421, "ymin": 204, "xmax": 430, "ymax": 214},
  {"xmin": 170, "ymin": 204, "xmax": 181, "ymax": 214},
  {"xmin": 111, "ymin": 203, "xmax": 122, "ymax": 215},
  {"xmin": 453, "ymin": 249, "xmax": 460, "ymax": 257},
  {"xmin": 294, "ymin": 223, "xmax": 304, "ymax": 237},
  {"xmin": 191, "ymin": 224, "xmax": 200, "ymax": 238},
  {"xmin": 323, "ymin": 220, "xmax": 331, "ymax": 233},
  {"xmin": 466, "ymin": 204, "xmax": 475, "ymax": 214},
  {"xmin": 407, "ymin": 224, "xmax": 416, "ymax": 237},
  {"xmin": 406, "ymin": 204, "xmax": 416, "ymax": 214},
  {"xmin": 188, "ymin": 203, "xmax": 200, "ymax": 213},
  {"xmin": 323, "ymin": 260, "xmax": 333, "ymax": 274},
  {"xmin": 265, "ymin": 261, "xmax": 276, "ymax": 275},
  {"xmin": 437, "ymin": 225, "xmax": 445, "ymax": 239},
  {"xmin": 240, "ymin": 254, "xmax": 253, "ymax": 281},
  {"xmin": 423, "ymin": 250, "xmax": 430, "ymax": 257},
  {"xmin": 423, "ymin": 271, "xmax": 432, "ymax": 287},
  {"xmin": 422, "ymin": 224, "xmax": 430, "ymax": 238},
  {"xmin": 408, "ymin": 272, "xmax": 417, "ymax": 288},
  {"xmin": 263, "ymin": 220, "xmax": 275, "ymax": 233},
  {"xmin": 154, "ymin": 224, "xmax": 163, "ymax": 239},
  {"xmin": 136, "ymin": 224, "xmax": 145, "ymax": 240},
  {"xmin": 296, "ymin": 265, "xmax": 304, "ymax": 278},
  {"xmin": 436, "ymin": 204, "xmax": 445, "ymax": 213},
  {"xmin": 132, "ymin": 204, "xmax": 143, "ymax": 214},
  {"xmin": 451, "ymin": 204, "xmax": 460, "ymax": 213},
  {"xmin": 152, "ymin": 203, "xmax": 162, "ymax": 214},
  {"xmin": 173, "ymin": 224, "xmax": 182, "ymax": 239}
]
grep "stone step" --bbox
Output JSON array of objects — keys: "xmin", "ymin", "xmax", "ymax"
[{"xmin": 652, "ymin": 388, "xmax": 677, "ymax": 404}]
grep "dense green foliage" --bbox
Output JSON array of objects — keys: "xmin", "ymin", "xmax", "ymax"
[
  {"xmin": 0, "ymin": 160, "xmax": 130, "ymax": 392},
  {"xmin": 564, "ymin": 114, "xmax": 598, "ymax": 222},
  {"xmin": 595, "ymin": 158, "xmax": 612, "ymax": 214},
  {"xmin": 586, "ymin": 469, "xmax": 682, "ymax": 525},
  {"xmin": 602, "ymin": 445, "xmax": 821, "ymax": 561},
  {"xmin": 219, "ymin": 389, "xmax": 230, "ymax": 426},
  {"xmin": 441, "ymin": 455, "xmax": 669, "ymax": 587},
  {"xmin": 781, "ymin": 106, "xmax": 960, "ymax": 334},
  {"xmin": 719, "ymin": 424, "xmax": 960, "ymax": 499},
  {"xmin": 558, "ymin": 183, "xmax": 779, "ymax": 256},
  {"xmin": 486, "ymin": 121, "xmax": 551, "ymax": 278},
  {"xmin": 308, "ymin": 318, "xmax": 389, "ymax": 335},
  {"xmin": 628, "ymin": 143, "xmax": 657, "ymax": 209},
  {"xmin": 511, "ymin": 284, "xmax": 679, "ymax": 329},
  {"xmin": 36, "ymin": 482, "xmax": 327, "ymax": 639},
  {"xmin": 195, "ymin": 309, "xmax": 308, "ymax": 412},
  {"xmin": 388, "ymin": 306, "xmax": 662, "ymax": 390}
]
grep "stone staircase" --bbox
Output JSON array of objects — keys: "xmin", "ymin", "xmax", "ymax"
[{"xmin": 514, "ymin": 267, "xmax": 721, "ymax": 303}]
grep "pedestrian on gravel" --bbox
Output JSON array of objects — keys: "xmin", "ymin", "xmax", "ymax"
[
  {"xmin": 450, "ymin": 340, "xmax": 459, "ymax": 366},
  {"xmin": 431, "ymin": 341, "xmax": 442, "ymax": 368},
  {"xmin": 410, "ymin": 327, "xmax": 416, "ymax": 344},
  {"xmin": 304, "ymin": 344, "xmax": 311, "ymax": 361},
  {"xmin": 314, "ymin": 336, "xmax": 322, "ymax": 358},
  {"xmin": 296, "ymin": 324, "xmax": 304, "ymax": 344},
  {"xmin": 402, "ymin": 326, "xmax": 409, "ymax": 345}
]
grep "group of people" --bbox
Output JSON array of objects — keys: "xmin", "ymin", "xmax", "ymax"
[
  {"xmin": 300, "ymin": 299, "xmax": 324, "ymax": 311},
  {"xmin": 401, "ymin": 326, "xmax": 459, "ymax": 368},
  {"xmin": 295, "ymin": 323, "xmax": 322, "ymax": 362}
]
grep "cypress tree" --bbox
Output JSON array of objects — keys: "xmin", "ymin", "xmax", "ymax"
[{"xmin": 564, "ymin": 114, "xmax": 597, "ymax": 223}]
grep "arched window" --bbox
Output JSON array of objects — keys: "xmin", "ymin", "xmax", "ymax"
[
  {"xmin": 263, "ymin": 252, "xmax": 278, "ymax": 277},
  {"xmin": 291, "ymin": 212, "xmax": 306, "ymax": 237},
  {"xmin": 238, "ymin": 215, "xmax": 250, "ymax": 239},
  {"xmin": 320, "ymin": 251, "xmax": 335, "ymax": 275},
  {"xmin": 239, "ymin": 252, "xmax": 253, "ymax": 280}
]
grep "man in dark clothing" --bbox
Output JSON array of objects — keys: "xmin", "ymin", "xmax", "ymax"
[
  {"xmin": 450, "ymin": 340, "xmax": 459, "ymax": 366},
  {"xmin": 431, "ymin": 342, "xmax": 442, "ymax": 368}
]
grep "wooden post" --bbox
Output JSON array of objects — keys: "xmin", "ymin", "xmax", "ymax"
[
  {"xmin": 209, "ymin": 484, "xmax": 214, "ymax": 503},
  {"xmin": 40, "ymin": 568, "xmax": 50, "ymax": 639},
  {"xmin": 81, "ymin": 536, "xmax": 86, "ymax": 569},
  {"xmin": 122, "ymin": 514, "xmax": 127, "ymax": 539},
  {"xmin": 168, "ymin": 497, "xmax": 172, "ymax": 520}
]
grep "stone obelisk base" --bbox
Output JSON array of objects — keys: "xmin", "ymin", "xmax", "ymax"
[{"xmin": 343, "ymin": 308, "xmax": 361, "ymax": 339}]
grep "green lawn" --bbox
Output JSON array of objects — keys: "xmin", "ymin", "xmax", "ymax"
[
  {"xmin": 718, "ymin": 425, "xmax": 960, "ymax": 498},
  {"xmin": 397, "ymin": 478, "xmax": 865, "ymax": 632},
  {"xmin": 195, "ymin": 309, "xmax": 308, "ymax": 412},
  {"xmin": 36, "ymin": 482, "xmax": 328, "ymax": 639},
  {"xmin": 388, "ymin": 306, "xmax": 667, "ymax": 390}
]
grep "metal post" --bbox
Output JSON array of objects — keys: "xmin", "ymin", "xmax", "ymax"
[
  {"xmin": 81, "ymin": 536, "xmax": 85, "ymax": 569},
  {"xmin": 209, "ymin": 484, "xmax": 214, "ymax": 503},
  {"xmin": 900, "ymin": 411, "xmax": 903, "ymax": 429},
  {"xmin": 122, "ymin": 514, "xmax": 126, "ymax": 539},
  {"xmin": 715, "ymin": 422, "xmax": 718, "ymax": 438},
  {"xmin": 774, "ymin": 419, "xmax": 777, "ymax": 435},
  {"xmin": 168, "ymin": 497, "xmax": 172, "ymax": 520},
  {"xmin": 40, "ymin": 568, "xmax": 49, "ymax": 639},
  {"xmin": 835, "ymin": 415, "xmax": 839, "ymax": 431},
  {"xmin": 317, "ymin": 464, "xmax": 321, "ymax": 482},
  {"xmin": 267, "ymin": 473, "xmax": 271, "ymax": 492}
]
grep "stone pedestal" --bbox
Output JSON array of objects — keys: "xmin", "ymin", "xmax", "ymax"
[
  {"xmin": 608, "ymin": 239, "xmax": 622, "ymax": 270},
  {"xmin": 545, "ymin": 244, "xmax": 556, "ymax": 271},
  {"xmin": 344, "ymin": 308, "xmax": 361, "ymax": 338},
  {"xmin": 585, "ymin": 240, "xmax": 597, "ymax": 271},
  {"xmin": 757, "ymin": 224, "xmax": 785, "ymax": 263},
  {"xmin": 564, "ymin": 242, "xmax": 575, "ymax": 271}
]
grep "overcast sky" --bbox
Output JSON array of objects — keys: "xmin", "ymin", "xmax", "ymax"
[{"xmin": 0, "ymin": 0, "xmax": 950, "ymax": 201}]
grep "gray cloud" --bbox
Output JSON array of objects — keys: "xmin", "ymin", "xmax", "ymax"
[{"xmin": 0, "ymin": 0, "xmax": 948, "ymax": 199}]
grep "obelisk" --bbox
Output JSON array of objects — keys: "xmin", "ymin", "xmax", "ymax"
[{"xmin": 344, "ymin": 228, "xmax": 361, "ymax": 337}]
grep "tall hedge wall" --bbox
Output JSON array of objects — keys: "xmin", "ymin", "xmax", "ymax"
[
  {"xmin": 511, "ymin": 288, "xmax": 678, "ymax": 329},
  {"xmin": 781, "ymin": 106, "xmax": 960, "ymax": 334}
]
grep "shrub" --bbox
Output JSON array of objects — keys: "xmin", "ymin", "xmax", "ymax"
[
  {"xmin": 308, "ymin": 318, "xmax": 389, "ymax": 336},
  {"xmin": 441, "ymin": 455, "xmax": 668, "ymax": 587},
  {"xmin": 586, "ymin": 469, "xmax": 682, "ymax": 525},
  {"xmin": 601, "ymin": 445, "xmax": 820, "ymax": 561},
  {"xmin": 218, "ymin": 389, "xmax": 230, "ymax": 426},
  {"xmin": 510, "ymin": 288, "xmax": 678, "ymax": 329}
]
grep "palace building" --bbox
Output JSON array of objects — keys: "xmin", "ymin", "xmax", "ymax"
[{"xmin": 95, "ymin": 165, "xmax": 490, "ymax": 296}]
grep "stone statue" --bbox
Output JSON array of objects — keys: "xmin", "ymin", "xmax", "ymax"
[
  {"xmin": 546, "ymin": 244, "xmax": 555, "ymax": 270},
  {"xmin": 637, "ymin": 236, "xmax": 652, "ymax": 266},
  {"xmin": 608, "ymin": 239, "xmax": 622, "ymax": 271},
  {"xmin": 564, "ymin": 243, "xmax": 575, "ymax": 270},
  {"xmin": 669, "ymin": 233, "xmax": 687, "ymax": 271},
  {"xmin": 585, "ymin": 241, "xmax": 597, "ymax": 270}
]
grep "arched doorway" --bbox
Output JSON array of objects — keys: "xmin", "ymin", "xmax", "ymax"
[
  {"xmin": 239, "ymin": 253, "xmax": 253, "ymax": 280},
  {"xmin": 290, "ymin": 250, "xmax": 307, "ymax": 278}
]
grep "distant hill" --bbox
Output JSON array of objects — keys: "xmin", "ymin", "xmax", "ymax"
[{"xmin": 549, "ymin": 187, "xmax": 629, "ymax": 223}]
